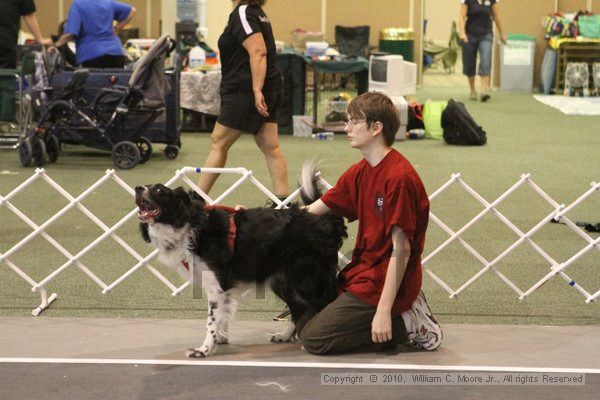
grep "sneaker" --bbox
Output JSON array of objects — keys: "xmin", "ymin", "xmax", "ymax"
[
  {"xmin": 469, "ymin": 92, "xmax": 478, "ymax": 101},
  {"xmin": 480, "ymin": 93, "xmax": 491, "ymax": 102},
  {"xmin": 265, "ymin": 196, "xmax": 289, "ymax": 209},
  {"xmin": 407, "ymin": 291, "xmax": 443, "ymax": 350}
]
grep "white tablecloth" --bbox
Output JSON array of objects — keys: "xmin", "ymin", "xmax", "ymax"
[{"xmin": 180, "ymin": 70, "xmax": 221, "ymax": 116}]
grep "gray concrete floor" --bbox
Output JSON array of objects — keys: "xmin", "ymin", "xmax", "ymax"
[
  {"xmin": 2, "ymin": 363, "xmax": 597, "ymax": 400},
  {"xmin": 1, "ymin": 317, "xmax": 599, "ymax": 399},
  {"xmin": 1, "ymin": 317, "xmax": 600, "ymax": 369}
]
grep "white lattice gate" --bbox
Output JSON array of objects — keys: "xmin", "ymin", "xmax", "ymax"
[{"xmin": 0, "ymin": 168, "xmax": 598, "ymax": 316}]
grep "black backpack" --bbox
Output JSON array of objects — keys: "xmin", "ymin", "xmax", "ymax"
[{"xmin": 441, "ymin": 99, "xmax": 487, "ymax": 145}]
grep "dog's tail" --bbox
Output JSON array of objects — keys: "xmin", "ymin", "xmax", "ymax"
[{"xmin": 298, "ymin": 161, "xmax": 322, "ymax": 204}]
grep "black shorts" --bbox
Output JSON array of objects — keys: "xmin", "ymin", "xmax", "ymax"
[
  {"xmin": 218, "ymin": 88, "xmax": 282, "ymax": 135},
  {"xmin": 0, "ymin": 46, "xmax": 16, "ymax": 69},
  {"xmin": 81, "ymin": 55, "xmax": 125, "ymax": 69}
]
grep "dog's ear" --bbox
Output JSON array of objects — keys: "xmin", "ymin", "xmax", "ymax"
[
  {"xmin": 173, "ymin": 187, "xmax": 191, "ymax": 206},
  {"xmin": 188, "ymin": 189, "xmax": 206, "ymax": 207},
  {"xmin": 140, "ymin": 223, "xmax": 151, "ymax": 243}
]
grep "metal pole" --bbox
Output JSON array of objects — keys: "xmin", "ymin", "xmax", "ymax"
[
  {"xmin": 321, "ymin": 0, "xmax": 327, "ymax": 37},
  {"xmin": 147, "ymin": 0, "xmax": 152, "ymax": 37}
]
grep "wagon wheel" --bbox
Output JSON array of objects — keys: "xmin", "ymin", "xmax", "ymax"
[
  {"xmin": 45, "ymin": 134, "xmax": 61, "ymax": 163},
  {"xmin": 135, "ymin": 136, "xmax": 153, "ymax": 164},
  {"xmin": 19, "ymin": 136, "xmax": 33, "ymax": 167},
  {"xmin": 111, "ymin": 141, "xmax": 141, "ymax": 169},
  {"xmin": 31, "ymin": 135, "xmax": 47, "ymax": 167},
  {"xmin": 164, "ymin": 144, "xmax": 179, "ymax": 160}
]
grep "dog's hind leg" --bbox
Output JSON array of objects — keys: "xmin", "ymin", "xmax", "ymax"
[
  {"xmin": 271, "ymin": 321, "xmax": 296, "ymax": 343},
  {"xmin": 269, "ymin": 275, "xmax": 302, "ymax": 343}
]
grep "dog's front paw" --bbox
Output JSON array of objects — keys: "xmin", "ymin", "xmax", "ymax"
[{"xmin": 185, "ymin": 346, "xmax": 211, "ymax": 358}]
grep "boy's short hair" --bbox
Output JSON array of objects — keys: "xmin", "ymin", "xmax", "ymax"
[
  {"xmin": 347, "ymin": 92, "xmax": 400, "ymax": 146},
  {"xmin": 239, "ymin": 0, "xmax": 266, "ymax": 6}
]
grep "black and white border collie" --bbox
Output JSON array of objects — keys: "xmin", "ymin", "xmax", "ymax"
[{"xmin": 136, "ymin": 164, "xmax": 347, "ymax": 358}]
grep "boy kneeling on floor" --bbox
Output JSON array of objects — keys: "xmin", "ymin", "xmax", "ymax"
[{"xmin": 298, "ymin": 92, "xmax": 443, "ymax": 354}]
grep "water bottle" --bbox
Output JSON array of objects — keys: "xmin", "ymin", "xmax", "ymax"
[
  {"xmin": 189, "ymin": 45, "xmax": 206, "ymax": 69},
  {"xmin": 311, "ymin": 132, "xmax": 334, "ymax": 141}
]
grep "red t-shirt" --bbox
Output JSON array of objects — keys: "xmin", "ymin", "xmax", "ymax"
[{"xmin": 321, "ymin": 149, "xmax": 430, "ymax": 315}]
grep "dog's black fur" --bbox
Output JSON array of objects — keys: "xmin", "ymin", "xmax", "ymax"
[{"xmin": 136, "ymin": 164, "xmax": 347, "ymax": 357}]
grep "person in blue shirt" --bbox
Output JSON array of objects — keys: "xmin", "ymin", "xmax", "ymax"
[{"xmin": 53, "ymin": 0, "xmax": 136, "ymax": 68}]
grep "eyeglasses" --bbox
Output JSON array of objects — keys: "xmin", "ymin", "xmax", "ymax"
[{"xmin": 344, "ymin": 118, "xmax": 366, "ymax": 129}]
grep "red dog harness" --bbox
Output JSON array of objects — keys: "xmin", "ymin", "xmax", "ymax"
[{"xmin": 180, "ymin": 205, "xmax": 238, "ymax": 271}]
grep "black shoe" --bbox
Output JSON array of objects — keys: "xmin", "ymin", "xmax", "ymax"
[
  {"xmin": 265, "ymin": 199, "xmax": 277, "ymax": 208},
  {"xmin": 265, "ymin": 196, "xmax": 289, "ymax": 209},
  {"xmin": 481, "ymin": 94, "xmax": 491, "ymax": 102}
]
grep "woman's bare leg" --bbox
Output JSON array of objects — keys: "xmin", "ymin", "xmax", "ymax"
[
  {"xmin": 468, "ymin": 76, "xmax": 477, "ymax": 99},
  {"xmin": 254, "ymin": 122, "xmax": 289, "ymax": 197},
  {"xmin": 198, "ymin": 122, "xmax": 243, "ymax": 195},
  {"xmin": 481, "ymin": 75, "xmax": 490, "ymax": 95}
]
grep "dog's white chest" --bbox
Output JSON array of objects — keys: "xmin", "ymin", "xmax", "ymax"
[
  {"xmin": 147, "ymin": 224, "xmax": 191, "ymax": 267},
  {"xmin": 147, "ymin": 223, "xmax": 216, "ymax": 285}
]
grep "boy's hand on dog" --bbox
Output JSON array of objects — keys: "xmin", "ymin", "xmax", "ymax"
[
  {"xmin": 371, "ymin": 310, "xmax": 392, "ymax": 343},
  {"xmin": 234, "ymin": 204, "xmax": 246, "ymax": 211}
]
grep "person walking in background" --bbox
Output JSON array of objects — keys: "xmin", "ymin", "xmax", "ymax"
[
  {"xmin": 0, "ymin": 0, "xmax": 51, "ymax": 124},
  {"xmin": 297, "ymin": 92, "xmax": 443, "ymax": 355},
  {"xmin": 53, "ymin": 0, "xmax": 136, "ymax": 68},
  {"xmin": 197, "ymin": 0, "xmax": 289, "ymax": 204},
  {"xmin": 0, "ymin": 0, "xmax": 52, "ymax": 69},
  {"xmin": 459, "ymin": 0, "xmax": 507, "ymax": 102}
]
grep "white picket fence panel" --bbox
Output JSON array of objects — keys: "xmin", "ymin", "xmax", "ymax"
[
  {"xmin": 0, "ymin": 168, "xmax": 598, "ymax": 316},
  {"xmin": 425, "ymin": 173, "xmax": 599, "ymax": 302}
]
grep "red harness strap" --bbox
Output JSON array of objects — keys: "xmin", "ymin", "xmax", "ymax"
[
  {"xmin": 226, "ymin": 213, "xmax": 237, "ymax": 252},
  {"xmin": 202, "ymin": 205, "xmax": 237, "ymax": 252},
  {"xmin": 180, "ymin": 205, "xmax": 237, "ymax": 271}
]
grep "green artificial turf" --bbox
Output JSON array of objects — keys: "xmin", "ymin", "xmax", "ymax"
[{"xmin": 0, "ymin": 87, "xmax": 599, "ymax": 325}]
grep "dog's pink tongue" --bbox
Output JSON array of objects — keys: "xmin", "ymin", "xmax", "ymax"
[{"xmin": 139, "ymin": 209, "xmax": 159, "ymax": 220}]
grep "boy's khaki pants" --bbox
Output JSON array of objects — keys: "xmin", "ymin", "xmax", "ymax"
[{"xmin": 296, "ymin": 291, "xmax": 409, "ymax": 354}]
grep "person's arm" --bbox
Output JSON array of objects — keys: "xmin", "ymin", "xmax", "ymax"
[
  {"xmin": 306, "ymin": 199, "xmax": 331, "ymax": 216},
  {"xmin": 492, "ymin": 3, "xmax": 507, "ymax": 44},
  {"xmin": 114, "ymin": 6, "xmax": 137, "ymax": 34},
  {"xmin": 22, "ymin": 13, "xmax": 52, "ymax": 46},
  {"xmin": 371, "ymin": 226, "xmax": 410, "ymax": 343},
  {"xmin": 458, "ymin": 4, "xmax": 468, "ymax": 43},
  {"xmin": 53, "ymin": 33, "xmax": 75, "ymax": 48},
  {"xmin": 242, "ymin": 33, "xmax": 269, "ymax": 117}
]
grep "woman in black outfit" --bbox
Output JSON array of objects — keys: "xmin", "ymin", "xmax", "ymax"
[{"xmin": 198, "ymin": 0, "xmax": 289, "ymax": 201}]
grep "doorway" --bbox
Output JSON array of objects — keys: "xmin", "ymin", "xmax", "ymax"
[{"xmin": 421, "ymin": 0, "xmax": 464, "ymax": 88}]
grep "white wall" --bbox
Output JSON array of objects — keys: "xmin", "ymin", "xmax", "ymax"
[
  {"xmin": 205, "ymin": 0, "xmax": 231, "ymax": 51},
  {"xmin": 424, "ymin": 0, "xmax": 460, "ymax": 44},
  {"xmin": 161, "ymin": 0, "xmax": 178, "ymax": 38},
  {"xmin": 160, "ymin": 0, "xmax": 230, "ymax": 51}
]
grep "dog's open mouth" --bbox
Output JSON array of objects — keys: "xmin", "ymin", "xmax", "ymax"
[{"xmin": 136, "ymin": 197, "xmax": 161, "ymax": 221}]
